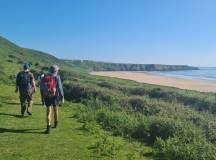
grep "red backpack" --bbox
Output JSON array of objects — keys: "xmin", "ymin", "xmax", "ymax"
[{"xmin": 42, "ymin": 75, "xmax": 59, "ymax": 98}]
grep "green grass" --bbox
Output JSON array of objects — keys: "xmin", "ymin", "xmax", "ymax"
[
  {"xmin": 0, "ymin": 84, "xmax": 153, "ymax": 160},
  {"xmin": 2, "ymin": 36, "xmax": 216, "ymax": 159}
]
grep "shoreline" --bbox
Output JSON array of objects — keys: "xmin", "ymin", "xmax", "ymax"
[{"xmin": 91, "ymin": 71, "xmax": 216, "ymax": 93}]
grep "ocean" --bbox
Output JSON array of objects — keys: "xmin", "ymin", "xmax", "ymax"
[{"xmin": 152, "ymin": 68, "xmax": 216, "ymax": 81}]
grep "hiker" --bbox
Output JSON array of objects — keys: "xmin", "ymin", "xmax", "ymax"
[
  {"xmin": 37, "ymin": 72, "xmax": 45, "ymax": 105},
  {"xmin": 36, "ymin": 71, "xmax": 45, "ymax": 87},
  {"xmin": 40, "ymin": 65, "xmax": 64, "ymax": 134},
  {"xmin": 15, "ymin": 63, "xmax": 36, "ymax": 117}
]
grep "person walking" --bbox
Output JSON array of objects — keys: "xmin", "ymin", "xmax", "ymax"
[
  {"xmin": 41, "ymin": 65, "xmax": 64, "ymax": 134},
  {"xmin": 36, "ymin": 72, "xmax": 45, "ymax": 105},
  {"xmin": 15, "ymin": 63, "xmax": 36, "ymax": 117}
]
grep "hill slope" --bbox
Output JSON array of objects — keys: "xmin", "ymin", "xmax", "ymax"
[
  {"xmin": 0, "ymin": 36, "xmax": 198, "ymax": 76},
  {"xmin": 64, "ymin": 60, "xmax": 198, "ymax": 72},
  {"xmin": 0, "ymin": 36, "xmax": 90, "ymax": 82},
  {"xmin": 0, "ymin": 36, "xmax": 154, "ymax": 159},
  {"xmin": 1, "ymin": 36, "xmax": 216, "ymax": 160}
]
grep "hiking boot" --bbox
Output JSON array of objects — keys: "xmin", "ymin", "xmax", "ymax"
[
  {"xmin": 45, "ymin": 125, "xmax": 51, "ymax": 134},
  {"xmin": 27, "ymin": 111, "xmax": 32, "ymax": 116},
  {"xmin": 54, "ymin": 121, "xmax": 58, "ymax": 128}
]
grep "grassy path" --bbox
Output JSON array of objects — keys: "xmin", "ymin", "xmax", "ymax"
[{"xmin": 0, "ymin": 84, "xmax": 153, "ymax": 160}]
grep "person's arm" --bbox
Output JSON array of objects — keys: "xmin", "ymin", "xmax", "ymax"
[
  {"xmin": 33, "ymin": 79, "xmax": 36, "ymax": 92},
  {"xmin": 57, "ymin": 75, "xmax": 64, "ymax": 103},
  {"xmin": 40, "ymin": 77, "xmax": 45, "ymax": 105},
  {"xmin": 31, "ymin": 73, "xmax": 36, "ymax": 92},
  {"xmin": 15, "ymin": 73, "xmax": 19, "ymax": 93}
]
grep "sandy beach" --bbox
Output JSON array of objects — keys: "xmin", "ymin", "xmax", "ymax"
[{"xmin": 91, "ymin": 71, "xmax": 216, "ymax": 93}]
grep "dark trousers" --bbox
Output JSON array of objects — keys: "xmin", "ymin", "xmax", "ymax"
[{"xmin": 19, "ymin": 91, "xmax": 33, "ymax": 115}]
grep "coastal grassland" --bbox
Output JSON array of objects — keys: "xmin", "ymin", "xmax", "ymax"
[
  {"xmin": 1, "ymin": 36, "xmax": 216, "ymax": 159},
  {"xmin": 0, "ymin": 84, "xmax": 153, "ymax": 160},
  {"xmin": 63, "ymin": 71, "xmax": 216, "ymax": 160}
]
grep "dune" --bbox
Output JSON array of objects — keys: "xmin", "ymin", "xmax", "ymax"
[{"xmin": 91, "ymin": 71, "xmax": 216, "ymax": 93}]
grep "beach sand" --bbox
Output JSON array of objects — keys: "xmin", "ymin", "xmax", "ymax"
[{"xmin": 91, "ymin": 71, "xmax": 216, "ymax": 93}]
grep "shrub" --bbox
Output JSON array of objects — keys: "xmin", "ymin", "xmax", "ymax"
[
  {"xmin": 205, "ymin": 122, "xmax": 216, "ymax": 143},
  {"xmin": 35, "ymin": 62, "xmax": 39, "ymax": 66},
  {"xmin": 64, "ymin": 83, "xmax": 114, "ymax": 104},
  {"xmin": 154, "ymin": 137, "xmax": 216, "ymax": 160},
  {"xmin": 148, "ymin": 88, "xmax": 170, "ymax": 99},
  {"xmin": 131, "ymin": 118, "xmax": 149, "ymax": 141},
  {"xmin": 41, "ymin": 66, "xmax": 49, "ymax": 71},
  {"xmin": 73, "ymin": 104, "xmax": 95, "ymax": 123},
  {"xmin": 64, "ymin": 83, "xmax": 88, "ymax": 102},
  {"xmin": 17, "ymin": 60, "xmax": 24, "ymax": 64},
  {"xmin": 96, "ymin": 109, "xmax": 137, "ymax": 137},
  {"xmin": 7, "ymin": 59, "xmax": 13, "ymax": 63},
  {"xmin": 8, "ymin": 54, "xmax": 17, "ymax": 59},
  {"xmin": 59, "ymin": 70, "xmax": 81, "ymax": 81},
  {"xmin": 128, "ymin": 87, "xmax": 147, "ymax": 96},
  {"xmin": 82, "ymin": 121, "xmax": 101, "ymax": 135},
  {"xmin": 147, "ymin": 118, "xmax": 182, "ymax": 144},
  {"xmin": 91, "ymin": 133, "xmax": 122, "ymax": 158},
  {"xmin": 127, "ymin": 96, "xmax": 161, "ymax": 115},
  {"xmin": 97, "ymin": 81, "xmax": 117, "ymax": 90}
]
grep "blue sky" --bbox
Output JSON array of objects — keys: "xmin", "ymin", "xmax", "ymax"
[{"xmin": 1, "ymin": 0, "xmax": 216, "ymax": 66}]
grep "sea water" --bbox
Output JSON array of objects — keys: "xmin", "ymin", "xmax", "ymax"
[{"xmin": 152, "ymin": 68, "xmax": 216, "ymax": 81}]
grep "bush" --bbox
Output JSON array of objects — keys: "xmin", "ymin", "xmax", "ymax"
[
  {"xmin": 127, "ymin": 96, "xmax": 161, "ymax": 115},
  {"xmin": 73, "ymin": 104, "xmax": 95, "ymax": 123},
  {"xmin": 59, "ymin": 70, "xmax": 81, "ymax": 81},
  {"xmin": 41, "ymin": 66, "xmax": 49, "ymax": 71},
  {"xmin": 35, "ymin": 62, "xmax": 39, "ymax": 66},
  {"xmin": 17, "ymin": 60, "xmax": 24, "ymax": 64},
  {"xmin": 82, "ymin": 121, "xmax": 101, "ymax": 135},
  {"xmin": 7, "ymin": 59, "xmax": 13, "ymax": 63},
  {"xmin": 147, "ymin": 118, "xmax": 182, "ymax": 145},
  {"xmin": 64, "ymin": 83, "xmax": 114, "ymax": 104},
  {"xmin": 205, "ymin": 122, "xmax": 216, "ymax": 143},
  {"xmin": 128, "ymin": 87, "xmax": 147, "ymax": 96},
  {"xmin": 148, "ymin": 88, "xmax": 170, "ymax": 99},
  {"xmin": 97, "ymin": 81, "xmax": 117, "ymax": 90},
  {"xmin": 131, "ymin": 118, "xmax": 149, "ymax": 141},
  {"xmin": 64, "ymin": 83, "xmax": 88, "ymax": 102},
  {"xmin": 154, "ymin": 137, "xmax": 216, "ymax": 160},
  {"xmin": 91, "ymin": 133, "xmax": 122, "ymax": 158},
  {"xmin": 8, "ymin": 54, "xmax": 17, "ymax": 59},
  {"xmin": 96, "ymin": 110, "xmax": 135, "ymax": 136}
]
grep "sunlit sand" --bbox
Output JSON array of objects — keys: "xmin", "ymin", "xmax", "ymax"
[{"xmin": 91, "ymin": 71, "xmax": 216, "ymax": 93}]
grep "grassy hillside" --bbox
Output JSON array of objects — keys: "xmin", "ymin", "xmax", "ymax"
[
  {"xmin": 1, "ymin": 36, "xmax": 216, "ymax": 160},
  {"xmin": 64, "ymin": 60, "xmax": 198, "ymax": 71},
  {"xmin": 0, "ymin": 36, "xmax": 153, "ymax": 159},
  {"xmin": 0, "ymin": 84, "xmax": 152, "ymax": 160},
  {"xmin": 0, "ymin": 36, "xmax": 87, "ymax": 82}
]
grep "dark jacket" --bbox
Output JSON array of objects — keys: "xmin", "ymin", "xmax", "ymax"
[{"xmin": 16, "ymin": 71, "xmax": 34, "ymax": 91}]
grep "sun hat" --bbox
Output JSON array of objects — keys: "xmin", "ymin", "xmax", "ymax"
[
  {"xmin": 50, "ymin": 65, "xmax": 59, "ymax": 73},
  {"xmin": 23, "ymin": 63, "xmax": 30, "ymax": 70}
]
